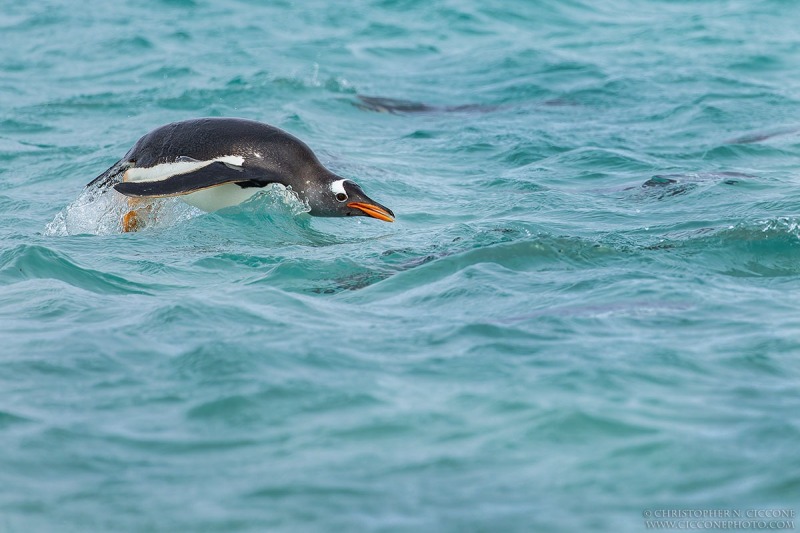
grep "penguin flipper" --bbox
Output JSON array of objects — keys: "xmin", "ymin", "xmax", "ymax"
[
  {"xmin": 113, "ymin": 161, "xmax": 277, "ymax": 198},
  {"xmin": 86, "ymin": 159, "xmax": 130, "ymax": 190}
]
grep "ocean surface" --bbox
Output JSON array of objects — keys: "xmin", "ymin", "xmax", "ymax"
[{"xmin": 2, "ymin": 0, "xmax": 800, "ymax": 531}]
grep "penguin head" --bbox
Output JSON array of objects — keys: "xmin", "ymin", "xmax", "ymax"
[
  {"xmin": 236, "ymin": 125, "xmax": 394, "ymax": 221},
  {"xmin": 302, "ymin": 175, "xmax": 395, "ymax": 222}
]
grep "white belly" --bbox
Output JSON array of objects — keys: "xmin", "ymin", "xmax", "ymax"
[{"xmin": 181, "ymin": 183, "xmax": 261, "ymax": 212}]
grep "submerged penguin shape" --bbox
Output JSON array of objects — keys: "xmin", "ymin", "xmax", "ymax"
[{"xmin": 87, "ymin": 118, "xmax": 395, "ymax": 231}]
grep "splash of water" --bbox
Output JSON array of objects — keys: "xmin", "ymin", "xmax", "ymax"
[{"xmin": 44, "ymin": 183, "xmax": 310, "ymax": 237}]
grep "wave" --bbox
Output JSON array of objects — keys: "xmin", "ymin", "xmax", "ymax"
[
  {"xmin": 0, "ymin": 244, "xmax": 152, "ymax": 294},
  {"xmin": 643, "ymin": 216, "xmax": 800, "ymax": 277}
]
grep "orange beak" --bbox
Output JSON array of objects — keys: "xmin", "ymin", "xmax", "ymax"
[{"xmin": 347, "ymin": 202, "xmax": 395, "ymax": 222}]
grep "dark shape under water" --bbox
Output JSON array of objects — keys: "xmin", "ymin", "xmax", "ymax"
[
  {"xmin": 636, "ymin": 171, "xmax": 755, "ymax": 199},
  {"xmin": 588, "ymin": 171, "xmax": 757, "ymax": 201},
  {"xmin": 645, "ymin": 171, "xmax": 754, "ymax": 187},
  {"xmin": 725, "ymin": 127, "xmax": 800, "ymax": 144},
  {"xmin": 642, "ymin": 175, "xmax": 679, "ymax": 187},
  {"xmin": 354, "ymin": 95, "xmax": 498, "ymax": 114}
]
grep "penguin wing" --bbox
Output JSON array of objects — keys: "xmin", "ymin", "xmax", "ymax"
[
  {"xmin": 113, "ymin": 160, "xmax": 281, "ymax": 198},
  {"xmin": 86, "ymin": 159, "xmax": 131, "ymax": 189}
]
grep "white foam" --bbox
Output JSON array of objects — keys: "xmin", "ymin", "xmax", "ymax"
[
  {"xmin": 44, "ymin": 187, "xmax": 202, "ymax": 236},
  {"xmin": 44, "ymin": 181, "xmax": 308, "ymax": 236}
]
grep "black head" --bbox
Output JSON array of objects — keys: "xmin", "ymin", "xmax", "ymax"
[{"xmin": 301, "ymin": 174, "xmax": 394, "ymax": 222}]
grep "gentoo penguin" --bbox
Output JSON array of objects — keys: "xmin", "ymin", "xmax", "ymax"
[{"xmin": 86, "ymin": 118, "xmax": 395, "ymax": 231}]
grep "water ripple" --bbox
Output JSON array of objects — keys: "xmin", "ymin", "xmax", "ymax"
[{"xmin": 0, "ymin": 244, "xmax": 152, "ymax": 294}]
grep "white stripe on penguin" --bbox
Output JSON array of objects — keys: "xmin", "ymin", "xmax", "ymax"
[{"xmin": 124, "ymin": 155, "xmax": 245, "ymax": 183}]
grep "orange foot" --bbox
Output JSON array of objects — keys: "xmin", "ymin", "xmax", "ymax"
[{"xmin": 122, "ymin": 210, "xmax": 141, "ymax": 232}]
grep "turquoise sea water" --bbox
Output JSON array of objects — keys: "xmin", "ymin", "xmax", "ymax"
[{"xmin": 2, "ymin": 0, "xmax": 800, "ymax": 531}]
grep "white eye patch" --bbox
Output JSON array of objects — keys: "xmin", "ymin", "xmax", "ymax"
[
  {"xmin": 329, "ymin": 179, "xmax": 347, "ymax": 196},
  {"xmin": 330, "ymin": 179, "xmax": 349, "ymax": 201}
]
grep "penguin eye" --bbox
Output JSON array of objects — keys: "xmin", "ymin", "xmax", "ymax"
[{"xmin": 336, "ymin": 192, "xmax": 348, "ymax": 202}]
